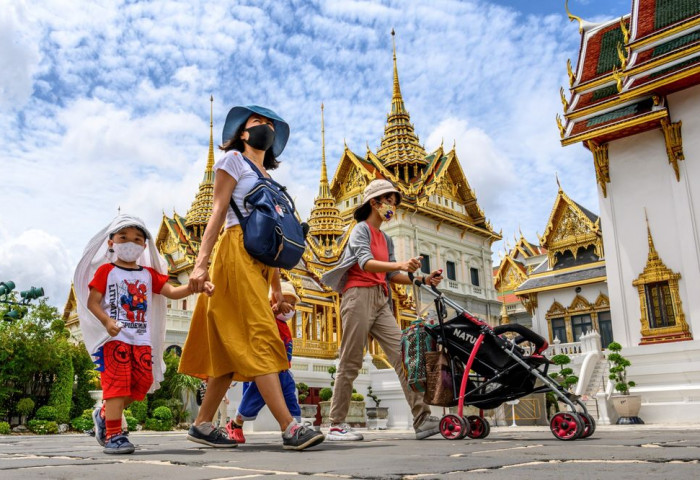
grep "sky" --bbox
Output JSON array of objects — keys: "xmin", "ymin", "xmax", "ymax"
[{"xmin": 1, "ymin": 0, "xmax": 633, "ymax": 307}]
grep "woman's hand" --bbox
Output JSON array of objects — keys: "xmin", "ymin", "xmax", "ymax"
[
  {"xmin": 399, "ymin": 256, "xmax": 422, "ymax": 273},
  {"xmin": 271, "ymin": 290, "xmax": 292, "ymax": 314},
  {"xmin": 424, "ymin": 269, "xmax": 443, "ymax": 287},
  {"xmin": 188, "ymin": 265, "xmax": 211, "ymax": 293}
]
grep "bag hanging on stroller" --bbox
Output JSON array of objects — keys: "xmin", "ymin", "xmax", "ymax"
[{"xmin": 400, "ymin": 321, "xmax": 437, "ymax": 393}]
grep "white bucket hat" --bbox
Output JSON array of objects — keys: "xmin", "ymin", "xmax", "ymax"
[{"xmin": 361, "ymin": 179, "xmax": 402, "ymax": 206}]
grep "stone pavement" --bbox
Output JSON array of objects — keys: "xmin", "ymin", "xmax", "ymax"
[{"xmin": 1, "ymin": 425, "xmax": 698, "ymax": 479}]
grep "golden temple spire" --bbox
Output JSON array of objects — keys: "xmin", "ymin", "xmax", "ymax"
[
  {"xmin": 308, "ymin": 103, "xmax": 344, "ymax": 241},
  {"xmin": 318, "ymin": 103, "xmax": 331, "ymax": 199},
  {"xmin": 376, "ymin": 29, "xmax": 427, "ymax": 171},
  {"xmin": 185, "ymin": 96, "xmax": 216, "ymax": 236},
  {"xmin": 645, "ymin": 209, "xmax": 659, "ymax": 261}
]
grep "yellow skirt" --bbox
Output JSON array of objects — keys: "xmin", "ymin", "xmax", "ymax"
[{"xmin": 178, "ymin": 226, "xmax": 288, "ymax": 382}]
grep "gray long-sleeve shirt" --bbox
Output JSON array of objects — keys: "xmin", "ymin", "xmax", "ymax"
[{"xmin": 321, "ymin": 222, "xmax": 400, "ymax": 298}]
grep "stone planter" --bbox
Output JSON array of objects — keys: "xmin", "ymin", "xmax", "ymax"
[
  {"xmin": 612, "ymin": 394, "xmax": 644, "ymax": 424},
  {"xmin": 88, "ymin": 390, "xmax": 103, "ymax": 408},
  {"xmin": 366, "ymin": 406, "xmax": 389, "ymax": 430},
  {"xmin": 300, "ymin": 404, "xmax": 318, "ymax": 428},
  {"xmin": 320, "ymin": 400, "xmax": 366, "ymax": 427}
]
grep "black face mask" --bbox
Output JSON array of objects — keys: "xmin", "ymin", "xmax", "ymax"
[{"xmin": 243, "ymin": 124, "xmax": 275, "ymax": 152}]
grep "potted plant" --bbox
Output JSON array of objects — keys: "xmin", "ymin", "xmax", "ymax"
[
  {"xmin": 296, "ymin": 382, "xmax": 318, "ymax": 422},
  {"xmin": 607, "ymin": 342, "xmax": 643, "ymax": 424},
  {"xmin": 547, "ymin": 354, "xmax": 578, "ymax": 416},
  {"xmin": 318, "ymin": 366, "xmax": 365, "ymax": 426},
  {"xmin": 365, "ymin": 386, "xmax": 389, "ymax": 430}
]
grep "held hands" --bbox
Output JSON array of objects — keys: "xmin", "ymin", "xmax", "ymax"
[
  {"xmin": 188, "ymin": 266, "xmax": 210, "ymax": 294},
  {"xmin": 271, "ymin": 290, "xmax": 292, "ymax": 314},
  {"xmin": 201, "ymin": 281, "xmax": 215, "ymax": 297}
]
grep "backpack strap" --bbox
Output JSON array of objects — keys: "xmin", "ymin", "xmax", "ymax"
[{"xmin": 228, "ymin": 155, "xmax": 265, "ymax": 225}]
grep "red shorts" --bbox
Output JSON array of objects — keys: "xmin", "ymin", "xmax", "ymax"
[{"xmin": 101, "ymin": 341, "xmax": 153, "ymax": 401}]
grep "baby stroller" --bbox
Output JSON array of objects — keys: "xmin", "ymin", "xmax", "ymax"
[{"xmin": 404, "ymin": 277, "xmax": 595, "ymax": 441}]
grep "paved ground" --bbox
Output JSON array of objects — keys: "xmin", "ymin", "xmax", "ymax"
[{"xmin": 1, "ymin": 425, "xmax": 699, "ymax": 479}]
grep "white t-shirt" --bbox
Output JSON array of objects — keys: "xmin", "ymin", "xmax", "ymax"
[
  {"xmin": 214, "ymin": 150, "xmax": 266, "ymax": 228},
  {"xmin": 88, "ymin": 263, "xmax": 169, "ymax": 347}
]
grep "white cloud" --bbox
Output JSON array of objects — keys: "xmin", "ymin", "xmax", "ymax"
[
  {"xmin": 0, "ymin": 227, "xmax": 73, "ymax": 307},
  {"xmin": 0, "ymin": 3, "xmax": 42, "ymax": 109}
]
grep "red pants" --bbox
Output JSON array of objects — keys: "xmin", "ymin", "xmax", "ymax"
[{"xmin": 101, "ymin": 341, "xmax": 153, "ymax": 401}]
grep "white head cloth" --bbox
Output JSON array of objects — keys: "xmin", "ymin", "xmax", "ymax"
[{"xmin": 73, "ymin": 214, "xmax": 169, "ymax": 393}]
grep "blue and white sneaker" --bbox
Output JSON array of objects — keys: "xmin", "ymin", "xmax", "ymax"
[
  {"xmin": 326, "ymin": 423, "xmax": 363, "ymax": 441},
  {"xmin": 92, "ymin": 406, "xmax": 106, "ymax": 446},
  {"xmin": 103, "ymin": 433, "xmax": 135, "ymax": 454}
]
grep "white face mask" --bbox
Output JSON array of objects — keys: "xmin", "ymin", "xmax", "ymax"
[
  {"xmin": 278, "ymin": 310, "xmax": 295, "ymax": 321},
  {"xmin": 112, "ymin": 242, "xmax": 145, "ymax": 263}
]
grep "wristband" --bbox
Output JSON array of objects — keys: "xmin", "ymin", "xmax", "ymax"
[{"xmin": 422, "ymin": 276, "xmax": 427, "ymax": 285}]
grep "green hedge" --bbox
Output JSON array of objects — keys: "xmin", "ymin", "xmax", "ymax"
[
  {"xmin": 48, "ymin": 346, "xmax": 74, "ymax": 423},
  {"xmin": 153, "ymin": 406, "xmax": 173, "ymax": 422},
  {"xmin": 35, "ymin": 406, "xmax": 58, "ymax": 421},
  {"xmin": 16, "ymin": 398, "xmax": 35, "ymax": 417},
  {"xmin": 125, "ymin": 416, "xmax": 138, "ymax": 431},
  {"xmin": 27, "ymin": 420, "xmax": 58, "ymax": 434},
  {"xmin": 130, "ymin": 399, "xmax": 148, "ymax": 423},
  {"xmin": 70, "ymin": 409, "xmax": 94, "ymax": 432},
  {"xmin": 144, "ymin": 418, "xmax": 171, "ymax": 431},
  {"xmin": 0, "ymin": 421, "xmax": 10, "ymax": 435}
]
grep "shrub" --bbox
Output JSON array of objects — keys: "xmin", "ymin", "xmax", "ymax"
[
  {"xmin": 70, "ymin": 415, "xmax": 93, "ymax": 432},
  {"xmin": 319, "ymin": 387, "xmax": 333, "ymax": 402},
  {"xmin": 152, "ymin": 406, "xmax": 173, "ymax": 422},
  {"xmin": 149, "ymin": 398, "xmax": 168, "ymax": 416},
  {"xmin": 607, "ymin": 342, "xmax": 636, "ymax": 395},
  {"xmin": 16, "ymin": 398, "xmax": 35, "ymax": 417},
  {"xmin": 166, "ymin": 399, "xmax": 187, "ymax": 424},
  {"xmin": 130, "ymin": 399, "xmax": 148, "ymax": 423},
  {"xmin": 366, "ymin": 386, "xmax": 381, "ymax": 407},
  {"xmin": 351, "ymin": 393, "xmax": 364, "ymax": 402},
  {"xmin": 48, "ymin": 345, "xmax": 74, "ymax": 423},
  {"xmin": 144, "ymin": 417, "xmax": 172, "ymax": 431},
  {"xmin": 35, "ymin": 405, "xmax": 58, "ymax": 421},
  {"xmin": 548, "ymin": 354, "xmax": 578, "ymax": 390},
  {"xmin": 296, "ymin": 382, "xmax": 309, "ymax": 403},
  {"xmin": 0, "ymin": 421, "xmax": 10, "ymax": 435},
  {"xmin": 27, "ymin": 420, "xmax": 59, "ymax": 434},
  {"xmin": 125, "ymin": 416, "xmax": 138, "ymax": 431}
]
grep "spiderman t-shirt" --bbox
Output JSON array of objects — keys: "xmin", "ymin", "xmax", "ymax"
[{"xmin": 89, "ymin": 263, "xmax": 169, "ymax": 346}]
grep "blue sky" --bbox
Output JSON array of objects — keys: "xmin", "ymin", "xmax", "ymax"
[{"xmin": 0, "ymin": 0, "xmax": 632, "ymax": 306}]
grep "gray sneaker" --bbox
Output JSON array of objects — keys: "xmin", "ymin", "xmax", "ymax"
[
  {"xmin": 415, "ymin": 415, "xmax": 440, "ymax": 440},
  {"xmin": 327, "ymin": 423, "xmax": 364, "ymax": 441}
]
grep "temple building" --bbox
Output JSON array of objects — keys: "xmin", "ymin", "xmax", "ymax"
[
  {"xmin": 558, "ymin": 0, "xmax": 700, "ymax": 423},
  {"xmin": 493, "ymin": 233, "xmax": 547, "ymax": 328},
  {"xmin": 514, "ymin": 184, "xmax": 611, "ymax": 349}
]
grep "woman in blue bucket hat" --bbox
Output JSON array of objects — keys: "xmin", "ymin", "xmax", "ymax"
[{"xmin": 179, "ymin": 105, "xmax": 324, "ymax": 451}]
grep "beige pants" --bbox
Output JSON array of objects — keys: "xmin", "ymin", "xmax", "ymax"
[{"xmin": 329, "ymin": 285, "xmax": 431, "ymax": 429}]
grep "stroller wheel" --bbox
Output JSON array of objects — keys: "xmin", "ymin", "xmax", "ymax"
[
  {"xmin": 439, "ymin": 414, "xmax": 468, "ymax": 440},
  {"xmin": 550, "ymin": 412, "xmax": 584, "ymax": 441},
  {"xmin": 464, "ymin": 415, "xmax": 490, "ymax": 439},
  {"xmin": 578, "ymin": 412, "xmax": 596, "ymax": 438}
]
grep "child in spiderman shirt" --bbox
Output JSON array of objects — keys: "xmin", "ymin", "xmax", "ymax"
[
  {"xmin": 226, "ymin": 281, "xmax": 301, "ymax": 443},
  {"xmin": 75, "ymin": 215, "xmax": 213, "ymax": 454}
]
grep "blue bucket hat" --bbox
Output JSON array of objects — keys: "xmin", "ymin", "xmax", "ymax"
[{"xmin": 221, "ymin": 105, "xmax": 290, "ymax": 158}]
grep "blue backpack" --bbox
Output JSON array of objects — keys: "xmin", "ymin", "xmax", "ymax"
[{"xmin": 229, "ymin": 156, "xmax": 306, "ymax": 270}]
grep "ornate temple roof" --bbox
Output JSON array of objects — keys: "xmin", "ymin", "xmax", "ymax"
[
  {"xmin": 376, "ymin": 30, "xmax": 427, "ymax": 168},
  {"xmin": 558, "ymin": 0, "xmax": 700, "ymax": 147}
]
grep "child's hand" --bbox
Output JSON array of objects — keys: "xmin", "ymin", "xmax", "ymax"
[
  {"xmin": 202, "ymin": 281, "xmax": 215, "ymax": 297},
  {"xmin": 106, "ymin": 319, "xmax": 122, "ymax": 337}
]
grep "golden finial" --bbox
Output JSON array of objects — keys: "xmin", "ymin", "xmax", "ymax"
[
  {"xmin": 565, "ymin": 0, "xmax": 584, "ymax": 34},
  {"xmin": 452, "ymin": 139, "xmax": 456, "ymax": 151},
  {"xmin": 555, "ymin": 114, "xmax": 565, "ymax": 138},
  {"xmin": 440, "ymin": 137, "xmax": 444, "ymax": 149},
  {"xmin": 560, "ymin": 86, "xmax": 569, "ymax": 111},
  {"xmin": 555, "ymin": 172, "xmax": 562, "ymax": 191},
  {"xmin": 207, "ymin": 95, "xmax": 215, "ymax": 171},
  {"xmin": 644, "ymin": 209, "xmax": 658, "ymax": 257},
  {"xmin": 567, "ymin": 58, "xmax": 575, "ymax": 87},
  {"xmin": 519, "ymin": 226, "xmax": 524, "ymax": 239},
  {"xmin": 620, "ymin": 17, "xmax": 630, "ymax": 44},
  {"xmin": 319, "ymin": 102, "xmax": 329, "ymax": 190},
  {"xmin": 616, "ymin": 42, "xmax": 627, "ymax": 70},
  {"xmin": 391, "ymin": 29, "xmax": 403, "ymax": 102}
]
